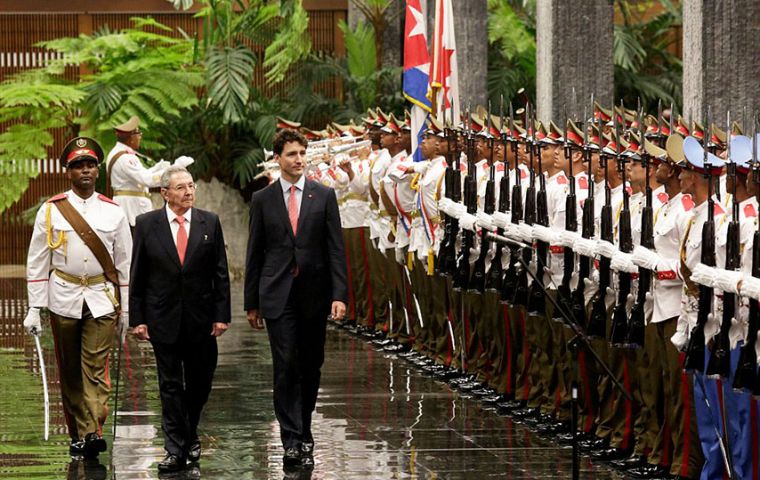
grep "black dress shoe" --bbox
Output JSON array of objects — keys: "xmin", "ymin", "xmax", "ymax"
[
  {"xmin": 158, "ymin": 453, "xmax": 186, "ymax": 473},
  {"xmin": 187, "ymin": 439, "xmax": 201, "ymax": 463},
  {"xmin": 627, "ymin": 464, "xmax": 671, "ymax": 479},
  {"xmin": 69, "ymin": 439, "xmax": 86, "ymax": 457},
  {"xmin": 579, "ymin": 436, "xmax": 608, "ymax": 452},
  {"xmin": 609, "ymin": 454, "xmax": 645, "ymax": 470},
  {"xmin": 283, "ymin": 447, "xmax": 301, "ymax": 467},
  {"xmin": 83, "ymin": 433, "xmax": 107, "ymax": 458},
  {"xmin": 591, "ymin": 447, "xmax": 630, "ymax": 461}
]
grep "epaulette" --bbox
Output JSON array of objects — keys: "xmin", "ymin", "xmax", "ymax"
[
  {"xmin": 47, "ymin": 193, "xmax": 67, "ymax": 203},
  {"xmin": 98, "ymin": 194, "xmax": 120, "ymax": 206},
  {"xmin": 625, "ymin": 185, "xmax": 633, "ymax": 196},
  {"xmin": 520, "ymin": 168, "xmax": 527, "ymax": 179},
  {"xmin": 657, "ymin": 192, "xmax": 669, "ymax": 204},
  {"xmin": 496, "ymin": 163, "xmax": 505, "ymax": 172},
  {"xmin": 556, "ymin": 175, "xmax": 568, "ymax": 185},
  {"xmin": 682, "ymin": 194, "xmax": 695, "ymax": 211},
  {"xmin": 714, "ymin": 202, "xmax": 725, "ymax": 216},
  {"xmin": 577, "ymin": 176, "xmax": 589, "ymax": 190},
  {"xmin": 744, "ymin": 203, "xmax": 757, "ymax": 218}
]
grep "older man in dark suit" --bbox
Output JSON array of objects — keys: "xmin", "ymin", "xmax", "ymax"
[
  {"xmin": 245, "ymin": 129, "xmax": 347, "ymax": 469},
  {"xmin": 130, "ymin": 166, "xmax": 231, "ymax": 473}
]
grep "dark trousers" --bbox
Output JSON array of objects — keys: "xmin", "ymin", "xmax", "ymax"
[
  {"xmin": 151, "ymin": 335, "xmax": 218, "ymax": 457},
  {"xmin": 266, "ymin": 290, "xmax": 328, "ymax": 450}
]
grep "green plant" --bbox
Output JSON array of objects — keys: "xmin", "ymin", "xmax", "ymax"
[{"xmin": 487, "ymin": 0, "xmax": 536, "ymax": 106}]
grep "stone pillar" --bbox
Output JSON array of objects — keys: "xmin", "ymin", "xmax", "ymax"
[
  {"xmin": 536, "ymin": 0, "xmax": 614, "ymax": 122},
  {"xmin": 450, "ymin": 0, "xmax": 488, "ymax": 108},
  {"xmin": 682, "ymin": 0, "xmax": 760, "ymax": 124}
]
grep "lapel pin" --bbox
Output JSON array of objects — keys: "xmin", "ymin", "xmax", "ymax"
[{"xmin": 308, "ymin": 194, "xmax": 313, "ymax": 198}]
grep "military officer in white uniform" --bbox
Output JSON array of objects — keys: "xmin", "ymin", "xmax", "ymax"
[
  {"xmin": 107, "ymin": 116, "xmax": 194, "ymax": 227},
  {"xmin": 23, "ymin": 137, "xmax": 132, "ymax": 458}
]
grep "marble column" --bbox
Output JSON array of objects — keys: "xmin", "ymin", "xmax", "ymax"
[{"xmin": 536, "ymin": 0, "xmax": 614, "ymax": 122}]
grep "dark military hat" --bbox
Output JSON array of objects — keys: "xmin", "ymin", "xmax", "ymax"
[{"xmin": 60, "ymin": 137, "xmax": 104, "ymax": 168}]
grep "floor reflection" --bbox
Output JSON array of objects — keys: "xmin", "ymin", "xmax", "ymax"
[{"xmin": 1, "ymin": 283, "xmax": 623, "ymax": 479}]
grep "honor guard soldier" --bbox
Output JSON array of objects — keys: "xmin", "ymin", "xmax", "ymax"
[
  {"xmin": 23, "ymin": 137, "xmax": 132, "ymax": 458},
  {"xmin": 107, "ymin": 116, "xmax": 194, "ymax": 228}
]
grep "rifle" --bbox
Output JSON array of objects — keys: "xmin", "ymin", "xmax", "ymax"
[
  {"xmin": 453, "ymin": 105, "xmax": 477, "ymax": 290},
  {"xmin": 502, "ymin": 103, "xmax": 524, "ymax": 304},
  {"xmin": 610, "ymin": 104, "xmax": 634, "ymax": 347},
  {"xmin": 734, "ymin": 119, "xmax": 760, "ymax": 391},
  {"xmin": 571, "ymin": 97, "xmax": 596, "ymax": 326},
  {"xmin": 557, "ymin": 113, "xmax": 579, "ymax": 321},
  {"xmin": 527, "ymin": 113, "xmax": 550, "ymax": 316},
  {"xmin": 684, "ymin": 107, "xmax": 717, "ymax": 372},
  {"xmin": 437, "ymin": 107, "xmax": 461, "ymax": 277},
  {"xmin": 627, "ymin": 107, "xmax": 652, "ymax": 348},
  {"xmin": 706, "ymin": 111, "xmax": 739, "ymax": 378},
  {"xmin": 471, "ymin": 103, "xmax": 496, "ymax": 293},
  {"xmin": 513, "ymin": 102, "xmax": 536, "ymax": 307},
  {"xmin": 588, "ymin": 113, "xmax": 614, "ymax": 339},
  {"xmin": 486, "ymin": 96, "xmax": 509, "ymax": 292}
]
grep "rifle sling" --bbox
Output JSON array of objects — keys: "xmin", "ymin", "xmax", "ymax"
[{"xmin": 53, "ymin": 198, "xmax": 121, "ymax": 302}]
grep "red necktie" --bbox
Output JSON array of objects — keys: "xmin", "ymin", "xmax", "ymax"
[
  {"xmin": 288, "ymin": 185, "xmax": 299, "ymax": 236},
  {"xmin": 175, "ymin": 216, "xmax": 188, "ymax": 264}
]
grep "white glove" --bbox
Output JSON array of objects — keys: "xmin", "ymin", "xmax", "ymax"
[
  {"xmin": 704, "ymin": 313, "xmax": 720, "ymax": 345},
  {"xmin": 532, "ymin": 224, "xmax": 559, "ymax": 244},
  {"xmin": 611, "ymin": 251, "xmax": 637, "ymax": 273},
  {"xmin": 558, "ymin": 230, "xmax": 580, "ymax": 248},
  {"xmin": 173, "ymin": 156, "xmax": 195, "ymax": 168},
  {"xmin": 755, "ymin": 335, "xmax": 760, "ymax": 362},
  {"xmin": 468, "ymin": 246, "xmax": 480, "ymax": 265},
  {"xmin": 671, "ymin": 314, "xmax": 689, "ymax": 351},
  {"xmin": 740, "ymin": 275, "xmax": 760, "ymax": 301},
  {"xmin": 503, "ymin": 222, "xmax": 519, "ymax": 240},
  {"xmin": 413, "ymin": 161, "xmax": 430, "ymax": 175},
  {"xmin": 450, "ymin": 202, "xmax": 467, "ymax": 219},
  {"xmin": 23, "ymin": 308, "xmax": 42, "ymax": 336},
  {"xmin": 438, "ymin": 198, "xmax": 454, "ymax": 216},
  {"xmin": 690, "ymin": 263, "xmax": 718, "ymax": 288},
  {"xmin": 476, "ymin": 212, "xmax": 495, "ymax": 231},
  {"xmin": 460, "ymin": 213, "xmax": 478, "ymax": 232},
  {"xmin": 632, "ymin": 245, "xmax": 662, "ymax": 270},
  {"xmin": 713, "ymin": 269, "xmax": 743, "ymax": 294},
  {"xmin": 516, "ymin": 223, "xmax": 534, "ymax": 243},
  {"xmin": 595, "ymin": 240, "xmax": 617, "ymax": 259},
  {"xmin": 492, "ymin": 211, "xmax": 510, "ymax": 229},
  {"xmin": 574, "ymin": 237, "xmax": 597, "ymax": 258},
  {"xmin": 118, "ymin": 311, "xmax": 130, "ymax": 342},
  {"xmin": 729, "ymin": 316, "xmax": 746, "ymax": 350}
]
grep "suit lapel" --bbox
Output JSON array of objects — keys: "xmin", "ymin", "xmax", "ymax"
[
  {"xmin": 275, "ymin": 179, "xmax": 296, "ymax": 242},
  {"xmin": 182, "ymin": 208, "xmax": 205, "ymax": 267},
  {"xmin": 155, "ymin": 213, "xmax": 182, "ymax": 269},
  {"xmin": 296, "ymin": 180, "xmax": 315, "ymax": 236}
]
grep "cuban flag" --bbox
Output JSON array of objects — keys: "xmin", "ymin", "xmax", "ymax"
[
  {"xmin": 430, "ymin": 0, "xmax": 459, "ymax": 124},
  {"xmin": 403, "ymin": 0, "xmax": 432, "ymax": 162}
]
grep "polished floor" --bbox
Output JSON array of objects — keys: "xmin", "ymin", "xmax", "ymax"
[{"xmin": 0, "ymin": 285, "xmax": 626, "ymax": 479}]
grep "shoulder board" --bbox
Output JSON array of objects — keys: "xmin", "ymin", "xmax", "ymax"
[
  {"xmin": 520, "ymin": 168, "xmax": 527, "ymax": 179},
  {"xmin": 744, "ymin": 203, "xmax": 757, "ymax": 218},
  {"xmin": 714, "ymin": 202, "xmax": 725, "ymax": 216},
  {"xmin": 47, "ymin": 193, "xmax": 67, "ymax": 203},
  {"xmin": 657, "ymin": 192, "xmax": 669, "ymax": 204},
  {"xmin": 98, "ymin": 194, "xmax": 119, "ymax": 206},
  {"xmin": 625, "ymin": 185, "xmax": 633, "ymax": 196},
  {"xmin": 459, "ymin": 163, "xmax": 467, "ymax": 172},
  {"xmin": 682, "ymin": 195, "xmax": 694, "ymax": 211},
  {"xmin": 496, "ymin": 163, "xmax": 505, "ymax": 172},
  {"xmin": 577, "ymin": 176, "xmax": 589, "ymax": 190},
  {"xmin": 556, "ymin": 175, "xmax": 568, "ymax": 185}
]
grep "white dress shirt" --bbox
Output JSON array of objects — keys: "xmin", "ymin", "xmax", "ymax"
[
  {"xmin": 280, "ymin": 175, "xmax": 305, "ymax": 214},
  {"xmin": 166, "ymin": 205, "xmax": 192, "ymax": 245}
]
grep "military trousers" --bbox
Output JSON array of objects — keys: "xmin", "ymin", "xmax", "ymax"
[{"xmin": 49, "ymin": 303, "xmax": 117, "ymax": 440}]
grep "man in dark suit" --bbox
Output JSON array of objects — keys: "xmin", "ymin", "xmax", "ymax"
[
  {"xmin": 129, "ymin": 166, "xmax": 231, "ymax": 473},
  {"xmin": 245, "ymin": 129, "xmax": 347, "ymax": 469}
]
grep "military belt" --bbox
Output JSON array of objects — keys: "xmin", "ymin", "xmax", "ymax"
[
  {"xmin": 54, "ymin": 269, "xmax": 107, "ymax": 286},
  {"xmin": 113, "ymin": 190, "xmax": 151, "ymax": 198}
]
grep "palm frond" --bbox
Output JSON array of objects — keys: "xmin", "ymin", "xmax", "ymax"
[{"xmin": 205, "ymin": 45, "xmax": 256, "ymax": 124}]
